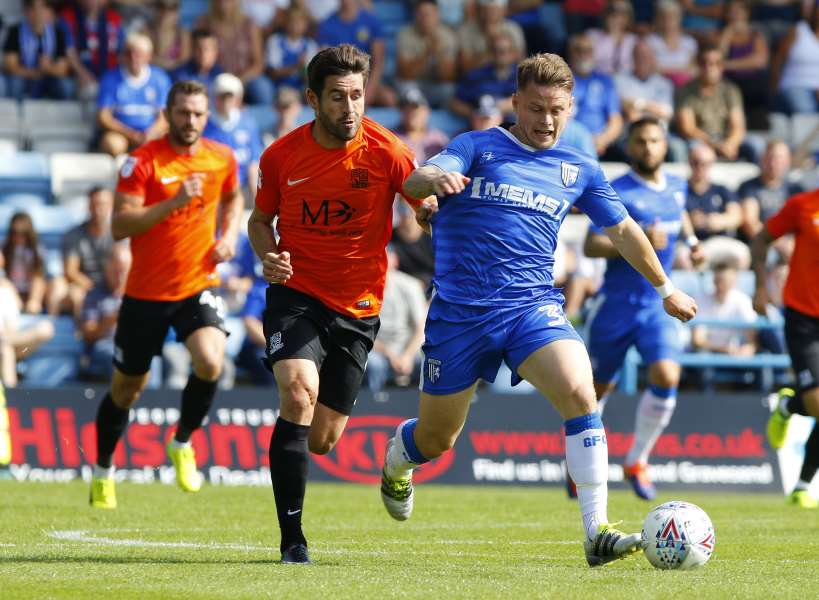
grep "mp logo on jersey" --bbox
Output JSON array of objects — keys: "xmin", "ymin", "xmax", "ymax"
[{"xmin": 560, "ymin": 162, "xmax": 579, "ymax": 187}]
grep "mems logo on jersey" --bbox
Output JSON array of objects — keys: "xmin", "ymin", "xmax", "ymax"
[{"xmin": 469, "ymin": 176, "xmax": 571, "ymax": 219}]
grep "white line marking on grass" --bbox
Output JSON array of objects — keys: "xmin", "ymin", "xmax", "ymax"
[{"xmin": 0, "ymin": 543, "xmax": 15, "ymax": 547}]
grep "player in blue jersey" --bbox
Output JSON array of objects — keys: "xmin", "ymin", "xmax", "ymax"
[
  {"xmin": 583, "ymin": 118, "xmax": 704, "ymax": 501},
  {"xmin": 378, "ymin": 54, "xmax": 698, "ymax": 567}
]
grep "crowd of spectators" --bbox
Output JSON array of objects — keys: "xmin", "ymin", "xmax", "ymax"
[{"xmin": 2, "ymin": 0, "xmax": 819, "ymax": 391}]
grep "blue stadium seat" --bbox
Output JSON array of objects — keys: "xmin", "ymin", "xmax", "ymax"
[
  {"xmin": 428, "ymin": 110, "xmax": 467, "ymax": 137},
  {"xmin": 244, "ymin": 105, "xmax": 278, "ymax": 136},
  {"xmin": 0, "ymin": 152, "xmax": 51, "ymax": 204},
  {"xmin": 373, "ymin": 1, "xmax": 410, "ymax": 35},
  {"xmin": 0, "ymin": 204, "xmax": 86, "ymax": 249},
  {"xmin": 366, "ymin": 107, "xmax": 401, "ymax": 131},
  {"xmin": 179, "ymin": 0, "xmax": 209, "ymax": 28},
  {"xmin": 17, "ymin": 316, "xmax": 81, "ymax": 388}
]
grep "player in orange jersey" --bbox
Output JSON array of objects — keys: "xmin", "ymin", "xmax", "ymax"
[
  {"xmin": 248, "ymin": 45, "xmax": 421, "ymax": 563},
  {"xmin": 753, "ymin": 189, "xmax": 819, "ymax": 509},
  {"xmin": 89, "ymin": 80, "xmax": 244, "ymax": 509}
]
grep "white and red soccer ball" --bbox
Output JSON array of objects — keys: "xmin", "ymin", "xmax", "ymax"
[{"xmin": 641, "ymin": 501, "xmax": 715, "ymax": 570}]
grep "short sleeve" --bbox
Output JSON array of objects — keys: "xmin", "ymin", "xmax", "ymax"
[
  {"xmin": 255, "ymin": 149, "xmax": 281, "ymax": 214},
  {"xmin": 726, "ymin": 82, "xmax": 742, "ymax": 111},
  {"xmin": 61, "ymin": 227, "xmax": 80, "ymax": 257},
  {"xmin": 115, "ymin": 150, "xmax": 153, "ymax": 198},
  {"xmin": 390, "ymin": 140, "xmax": 421, "ymax": 207},
  {"xmin": 222, "ymin": 152, "xmax": 240, "ymax": 194},
  {"xmin": 424, "ymin": 132, "xmax": 475, "ymax": 175},
  {"xmin": 574, "ymin": 164, "xmax": 628, "ymax": 228},
  {"xmin": 766, "ymin": 194, "xmax": 802, "ymax": 238},
  {"xmin": 722, "ymin": 185, "xmax": 738, "ymax": 204}
]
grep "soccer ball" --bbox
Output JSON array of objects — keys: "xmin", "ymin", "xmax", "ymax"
[{"xmin": 641, "ymin": 501, "xmax": 715, "ymax": 570}]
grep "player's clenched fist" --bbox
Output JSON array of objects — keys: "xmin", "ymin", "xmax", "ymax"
[
  {"xmin": 174, "ymin": 173, "xmax": 205, "ymax": 206},
  {"xmin": 433, "ymin": 171, "xmax": 470, "ymax": 197},
  {"xmin": 263, "ymin": 250, "xmax": 293, "ymax": 284},
  {"xmin": 662, "ymin": 289, "xmax": 697, "ymax": 322}
]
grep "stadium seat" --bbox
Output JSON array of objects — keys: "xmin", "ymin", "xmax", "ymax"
[
  {"xmin": 366, "ymin": 107, "xmax": 401, "ymax": 131},
  {"xmin": 21, "ymin": 100, "xmax": 93, "ymax": 153},
  {"xmin": 223, "ymin": 317, "xmax": 247, "ymax": 360},
  {"xmin": 50, "ymin": 153, "xmax": 118, "ymax": 201},
  {"xmin": 0, "ymin": 151, "xmax": 51, "ymax": 203},
  {"xmin": 0, "ymin": 204, "xmax": 85, "ymax": 248},
  {"xmin": 0, "ymin": 98, "xmax": 21, "ymax": 146},
  {"xmin": 792, "ymin": 113, "xmax": 819, "ymax": 152},
  {"xmin": 601, "ymin": 161, "xmax": 759, "ymax": 190},
  {"xmin": 244, "ymin": 105, "xmax": 277, "ymax": 137},
  {"xmin": 428, "ymin": 110, "xmax": 467, "ymax": 137},
  {"xmin": 178, "ymin": 0, "xmax": 209, "ymax": 28},
  {"xmin": 0, "ymin": 138, "xmax": 18, "ymax": 155},
  {"xmin": 16, "ymin": 316, "xmax": 80, "ymax": 388}
]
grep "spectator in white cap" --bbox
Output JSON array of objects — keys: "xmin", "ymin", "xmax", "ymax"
[{"xmin": 203, "ymin": 72, "xmax": 264, "ymax": 200}]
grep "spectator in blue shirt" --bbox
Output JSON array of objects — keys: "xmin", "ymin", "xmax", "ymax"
[
  {"xmin": 2, "ymin": 0, "xmax": 74, "ymax": 101},
  {"xmin": 171, "ymin": 28, "xmax": 223, "ymax": 89},
  {"xmin": 317, "ymin": 0, "xmax": 395, "ymax": 106},
  {"xmin": 203, "ymin": 73, "xmax": 263, "ymax": 198},
  {"xmin": 265, "ymin": 6, "xmax": 317, "ymax": 91},
  {"xmin": 97, "ymin": 32, "xmax": 171, "ymax": 156},
  {"xmin": 567, "ymin": 32, "xmax": 623, "ymax": 158},
  {"xmin": 450, "ymin": 30, "xmax": 518, "ymax": 120}
]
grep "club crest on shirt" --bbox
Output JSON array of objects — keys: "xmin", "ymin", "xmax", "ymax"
[
  {"xmin": 351, "ymin": 168, "xmax": 369, "ymax": 189},
  {"xmin": 561, "ymin": 161, "xmax": 579, "ymax": 187},
  {"xmin": 120, "ymin": 156, "xmax": 138, "ymax": 178},
  {"xmin": 480, "ymin": 151, "xmax": 495, "ymax": 164},
  {"xmin": 426, "ymin": 358, "xmax": 442, "ymax": 384}
]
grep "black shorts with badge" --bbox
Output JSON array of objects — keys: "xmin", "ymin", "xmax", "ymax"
[
  {"xmin": 113, "ymin": 288, "xmax": 227, "ymax": 375},
  {"xmin": 784, "ymin": 306, "xmax": 819, "ymax": 393},
  {"xmin": 263, "ymin": 285, "xmax": 379, "ymax": 416}
]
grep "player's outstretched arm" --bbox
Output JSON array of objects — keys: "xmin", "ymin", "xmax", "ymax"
[
  {"xmin": 247, "ymin": 206, "xmax": 292, "ymax": 284},
  {"xmin": 111, "ymin": 175, "xmax": 203, "ymax": 241},
  {"xmin": 604, "ymin": 216, "xmax": 698, "ymax": 322},
  {"xmin": 750, "ymin": 227, "xmax": 775, "ymax": 316},
  {"xmin": 404, "ymin": 165, "xmax": 470, "ymax": 200}
]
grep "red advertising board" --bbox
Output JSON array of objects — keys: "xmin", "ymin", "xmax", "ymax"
[{"xmin": 3, "ymin": 387, "xmax": 781, "ymax": 492}]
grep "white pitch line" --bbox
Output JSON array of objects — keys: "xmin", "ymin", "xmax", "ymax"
[
  {"xmin": 0, "ymin": 543, "xmax": 15, "ymax": 547},
  {"xmin": 47, "ymin": 529, "xmax": 578, "ymax": 556}
]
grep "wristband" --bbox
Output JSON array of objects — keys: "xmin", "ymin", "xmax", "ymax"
[
  {"xmin": 654, "ymin": 280, "xmax": 675, "ymax": 299},
  {"xmin": 684, "ymin": 235, "xmax": 699, "ymax": 248}
]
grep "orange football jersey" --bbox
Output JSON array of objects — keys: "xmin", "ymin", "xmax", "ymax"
[
  {"xmin": 255, "ymin": 117, "xmax": 418, "ymax": 318},
  {"xmin": 116, "ymin": 136, "xmax": 239, "ymax": 301},
  {"xmin": 767, "ymin": 190, "xmax": 819, "ymax": 318}
]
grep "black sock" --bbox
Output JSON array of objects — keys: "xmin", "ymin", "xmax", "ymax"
[
  {"xmin": 269, "ymin": 417, "xmax": 310, "ymax": 552},
  {"xmin": 786, "ymin": 391, "xmax": 808, "ymax": 417},
  {"xmin": 95, "ymin": 392, "xmax": 129, "ymax": 469},
  {"xmin": 175, "ymin": 373, "xmax": 218, "ymax": 443},
  {"xmin": 798, "ymin": 424, "xmax": 819, "ymax": 484}
]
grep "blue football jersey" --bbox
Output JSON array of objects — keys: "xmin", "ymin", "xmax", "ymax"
[
  {"xmin": 97, "ymin": 65, "xmax": 171, "ymax": 132},
  {"xmin": 425, "ymin": 127, "xmax": 627, "ymax": 307},
  {"xmin": 204, "ymin": 110, "xmax": 263, "ymax": 183},
  {"xmin": 595, "ymin": 170, "xmax": 686, "ymax": 301}
]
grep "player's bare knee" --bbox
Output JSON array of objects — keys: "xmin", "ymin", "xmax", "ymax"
[
  {"xmin": 565, "ymin": 383, "xmax": 597, "ymax": 416},
  {"xmin": 803, "ymin": 388, "xmax": 819, "ymax": 418},
  {"xmin": 110, "ymin": 384, "xmax": 143, "ymax": 410},
  {"xmin": 307, "ymin": 432, "xmax": 338, "ymax": 455},
  {"xmin": 192, "ymin": 355, "xmax": 222, "ymax": 382},
  {"xmin": 279, "ymin": 377, "xmax": 317, "ymax": 413}
]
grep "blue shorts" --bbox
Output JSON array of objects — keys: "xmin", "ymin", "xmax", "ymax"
[
  {"xmin": 421, "ymin": 293, "xmax": 583, "ymax": 395},
  {"xmin": 586, "ymin": 294, "xmax": 682, "ymax": 384}
]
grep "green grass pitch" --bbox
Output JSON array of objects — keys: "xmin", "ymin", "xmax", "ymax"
[{"xmin": 0, "ymin": 480, "xmax": 815, "ymax": 599}]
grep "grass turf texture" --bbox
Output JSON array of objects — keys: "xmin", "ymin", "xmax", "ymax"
[{"xmin": 0, "ymin": 481, "xmax": 815, "ymax": 599}]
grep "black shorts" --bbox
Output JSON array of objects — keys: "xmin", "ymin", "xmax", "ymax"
[
  {"xmin": 113, "ymin": 288, "xmax": 227, "ymax": 376},
  {"xmin": 263, "ymin": 285, "xmax": 379, "ymax": 416},
  {"xmin": 784, "ymin": 307, "xmax": 819, "ymax": 393}
]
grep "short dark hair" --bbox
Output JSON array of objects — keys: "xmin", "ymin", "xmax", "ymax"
[
  {"xmin": 166, "ymin": 80, "xmax": 209, "ymax": 112},
  {"xmin": 306, "ymin": 44, "xmax": 370, "ymax": 97},
  {"xmin": 697, "ymin": 41, "xmax": 723, "ymax": 62},
  {"xmin": 628, "ymin": 116, "xmax": 665, "ymax": 138},
  {"xmin": 191, "ymin": 28, "xmax": 216, "ymax": 43}
]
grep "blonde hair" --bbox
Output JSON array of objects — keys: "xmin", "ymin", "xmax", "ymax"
[
  {"xmin": 125, "ymin": 31, "xmax": 153, "ymax": 55},
  {"xmin": 516, "ymin": 53, "xmax": 574, "ymax": 92}
]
